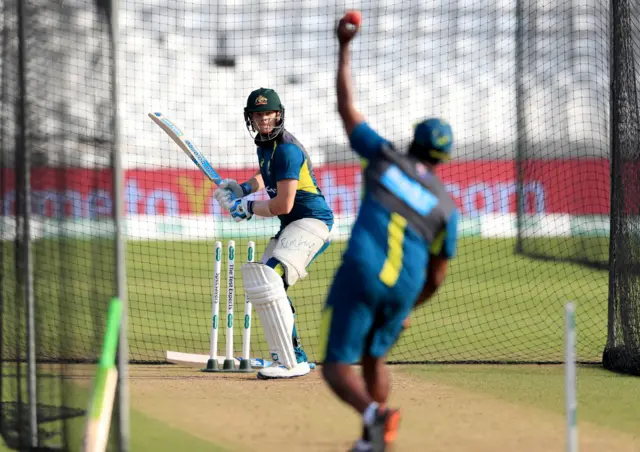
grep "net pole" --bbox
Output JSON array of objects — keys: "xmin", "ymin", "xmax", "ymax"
[
  {"xmin": 110, "ymin": 0, "xmax": 130, "ymax": 447},
  {"xmin": 16, "ymin": 0, "xmax": 38, "ymax": 445}
]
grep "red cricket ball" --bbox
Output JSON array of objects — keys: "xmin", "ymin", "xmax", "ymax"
[{"xmin": 343, "ymin": 10, "xmax": 362, "ymax": 27}]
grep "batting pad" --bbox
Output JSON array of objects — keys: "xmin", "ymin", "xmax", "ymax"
[
  {"xmin": 270, "ymin": 218, "xmax": 331, "ymax": 286},
  {"xmin": 241, "ymin": 263, "xmax": 297, "ymax": 369}
]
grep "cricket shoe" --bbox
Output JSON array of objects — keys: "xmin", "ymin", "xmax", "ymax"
[
  {"xmin": 349, "ymin": 439, "xmax": 373, "ymax": 452},
  {"xmin": 256, "ymin": 361, "xmax": 311, "ymax": 380},
  {"xmin": 364, "ymin": 407, "xmax": 401, "ymax": 452}
]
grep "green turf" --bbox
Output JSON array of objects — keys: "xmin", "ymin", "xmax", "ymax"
[
  {"xmin": 2, "ymin": 237, "xmax": 609, "ymax": 364},
  {"xmin": 0, "ymin": 369, "xmax": 225, "ymax": 452},
  {"xmin": 60, "ymin": 382, "xmax": 227, "ymax": 452},
  {"xmin": 0, "ymin": 402, "xmax": 227, "ymax": 452},
  {"xmin": 128, "ymin": 406, "xmax": 228, "ymax": 452},
  {"xmin": 124, "ymin": 237, "xmax": 608, "ymax": 363},
  {"xmin": 0, "ymin": 235, "xmax": 620, "ymax": 449},
  {"xmin": 1, "ymin": 237, "xmax": 116, "ymax": 360},
  {"xmin": 406, "ymin": 364, "xmax": 640, "ymax": 436},
  {"xmin": 520, "ymin": 236, "xmax": 609, "ymax": 265}
]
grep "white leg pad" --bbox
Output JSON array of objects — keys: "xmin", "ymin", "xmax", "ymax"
[
  {"xmin": 241, "ymin": 263, "xmax": 297, "ymax": 369},
  {"xmin": 270, "ymin": 218, "xmax": 331, "ymax": 286}
]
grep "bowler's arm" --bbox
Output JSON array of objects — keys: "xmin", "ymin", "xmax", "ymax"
[
  {"xmin": 337, "ymin": 23, "xmax": 390, "ymax": 161},
  {"xmin": 337, "ymin": 25, "xmax": 365, "ymax": 136}
]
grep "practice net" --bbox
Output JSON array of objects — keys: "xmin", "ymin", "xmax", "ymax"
[
  {"xmin": 1, "ymin": 0, "xmax": 119, "ymax": 449},
  {"xmin": 120, "ymin": 0, "xmax": 619, "ymax": 366}
]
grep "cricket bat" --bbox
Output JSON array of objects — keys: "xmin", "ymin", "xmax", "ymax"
[{"xmin": 148, "ymin": 112, "xmax": 223, "ymax": 185}]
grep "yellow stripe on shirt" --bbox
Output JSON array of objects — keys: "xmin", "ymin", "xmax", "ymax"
[
  {"xmin": 297, "ymin": 159, "xmax": 319, "ymax": 194},
  {"xmin": 379, "ymin": 213, "xmax": 407, "ymax": 287}
]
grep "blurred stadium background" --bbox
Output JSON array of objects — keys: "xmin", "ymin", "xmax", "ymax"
[{"xmin": 1, "ymin": 0, "xmax": 638, "ymax": 450}]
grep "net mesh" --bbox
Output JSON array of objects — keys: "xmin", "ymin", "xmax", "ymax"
[
  {"xmin": 515, "ymin": 0, "xmax": 611, "ymax": 269},
  {"xmin": 1, "ymin": 0, "xmax": 118, "ymax": 449},
  {"xmin": 3, "ymin": 2, "xmax": 639, "ymax": 447},
  {"xmin": 2, "ymin": 4, "xmax": 638, "ymax": 426},
  {"xmin": 119, "ymin": 0, "xmax": 619, "ymax": 366}
]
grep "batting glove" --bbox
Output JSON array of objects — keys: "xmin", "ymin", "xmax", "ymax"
[
  {"xmin": 213, "ymin": 179, "xmax": 250, "ymax": 210},
  {"xmin": 229, "ymin": 198, "xmax": 253, "ymax": 222}
]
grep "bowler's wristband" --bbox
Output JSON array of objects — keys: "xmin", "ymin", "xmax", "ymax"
[
  {"xmin": 247, "ymin": 201, "xmax": 255, "ymax": 215},
  {"xmin": 240, "ymin": 182, "xmax": 252, "ymax": 197}
]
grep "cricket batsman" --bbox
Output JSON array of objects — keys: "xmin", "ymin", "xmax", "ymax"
[
  {"xmin": 320, "ymin": 15, "xmax": 460, "ymax": 451},
  {"xmin": 214, "ymin": 88, "xmax": 334, "ymax": 379}
]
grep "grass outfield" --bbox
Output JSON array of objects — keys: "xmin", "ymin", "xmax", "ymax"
[
  {"xmin": 406, "ymin": 364, "xmax": 640, "ymax": 437},
  {"xmin": 0, "ymin": 236, "xmax": 622, "ymax": 451},
  {"xmin": 125, "ymin": 237, "xmax": 608, "ymax": 363},
  {"xmin": 2, "ymin": 237, "xmax": 608, "ymax": 363},
  {"xmin": 0, "ymin": 367, "xmax": 226, "ymax": 452}
]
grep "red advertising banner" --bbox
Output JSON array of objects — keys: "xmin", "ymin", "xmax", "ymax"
[{"xmin": 1, "ymin": 160, "xmax": 610, "ymax": 218}]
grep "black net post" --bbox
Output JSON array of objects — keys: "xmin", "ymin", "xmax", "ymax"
[
  {"xmin": 1, "ymin": 0, "xmax": 41, "ymax": 447},
  {"xmin": 1, "ymin": 0, "xmax": 18, "ymax": 445},
  {"xmin": 1, "ymin": 0, "xmax": 121, "ymax": 450},
  {"xmin": 603, "ymin": 0, "xmax": 640, "ymax": 376},
  {"xmin": 15, "ymin": 0, "xmax": 38, "ymax": 446}
]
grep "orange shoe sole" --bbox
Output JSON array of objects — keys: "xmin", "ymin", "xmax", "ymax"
[{"xmin": 384, "ymin": 410, "xmax": 401, "ymax": 443}]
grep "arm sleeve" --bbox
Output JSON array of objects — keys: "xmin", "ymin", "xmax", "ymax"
[
  {"xmin": 349, "ymin": 122, "xmax": 392, "ymax": 161},
  {"xmin": 429, "ymin": 208, "xmax": 460, "ymax": 259},
  {"xmin": 273, "ymin": 144, "xmax": 304, "ymax": 182}
]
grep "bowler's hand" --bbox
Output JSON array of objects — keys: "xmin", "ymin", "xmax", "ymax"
[{"xmin": 336, "ymin": 18, "xmax": 358, "ymax": 45}]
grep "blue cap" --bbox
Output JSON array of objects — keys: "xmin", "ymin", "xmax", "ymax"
[{"xmin": 413, "ymin": 118, "xmax": 453, "ymax": 161}]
